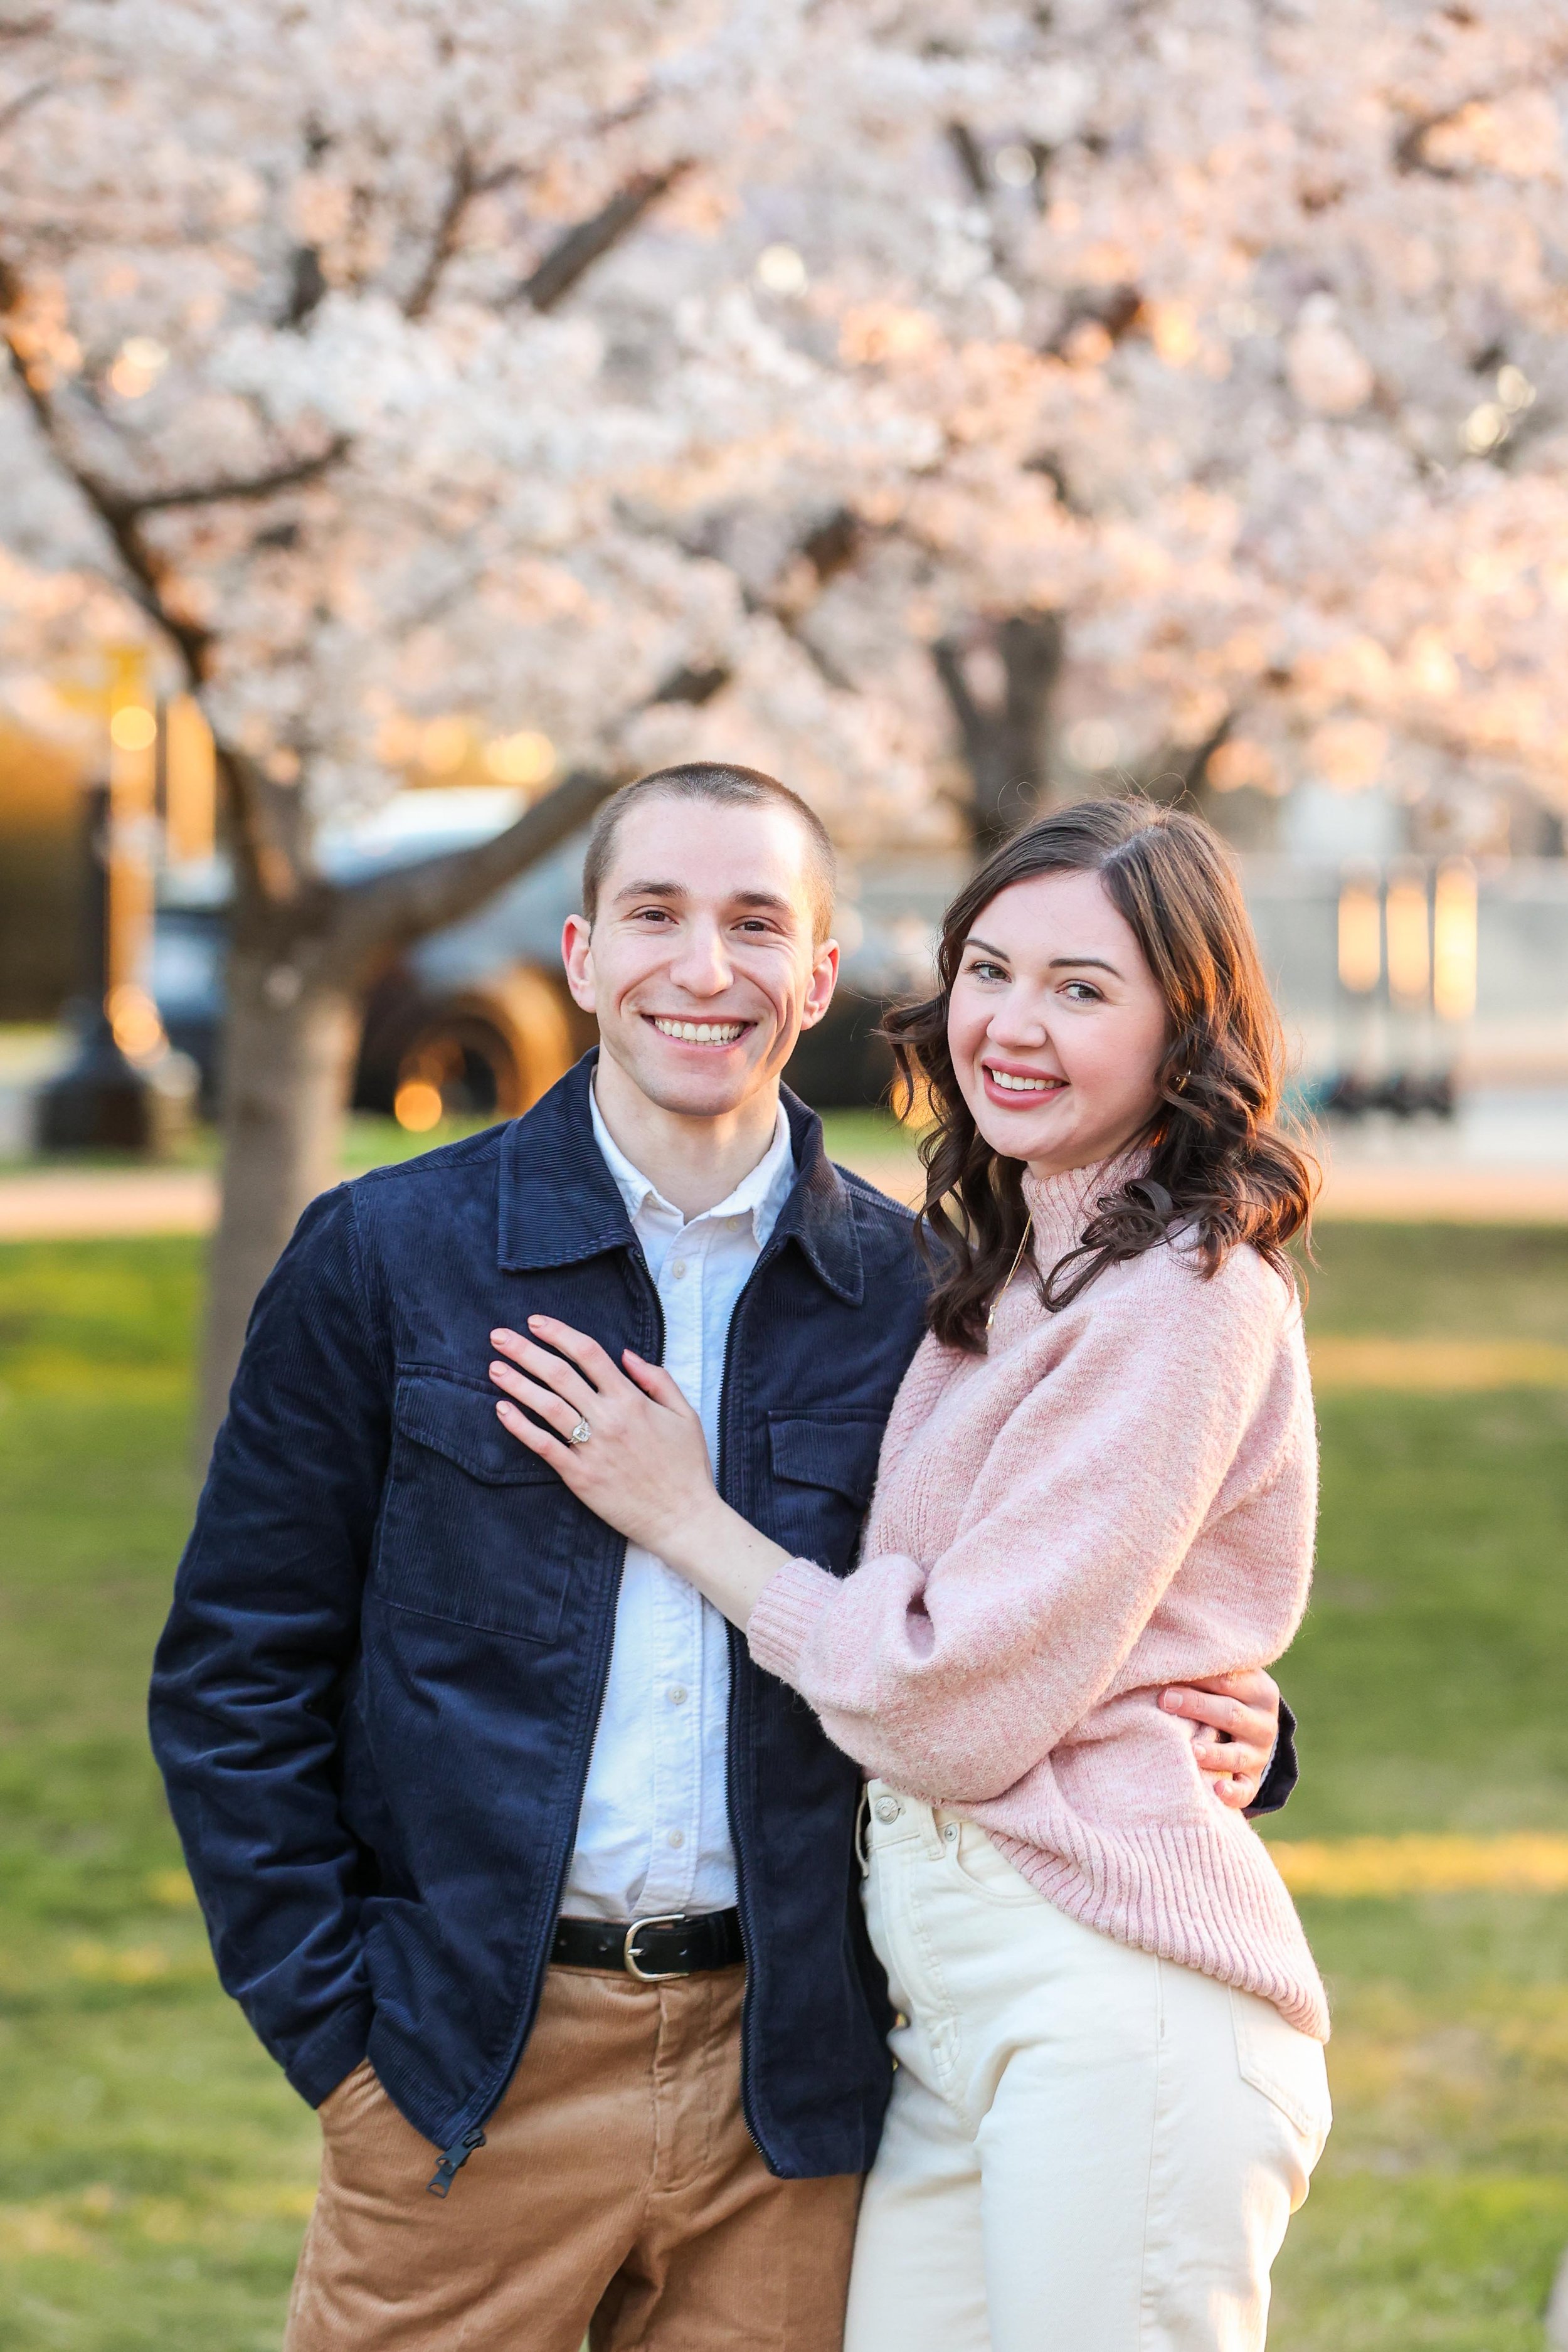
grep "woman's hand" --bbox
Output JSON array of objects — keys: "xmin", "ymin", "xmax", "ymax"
[
  {"xmin": 488, "ymin": 1318, "xmax": 792, "ymax": 1628},
  {"xmin": 489, "ymin": 1318, "xmax": 716, "ymax": 1559},
  {"xmin": 1158, "ymin": 1667, "xmax": 1281, "ymax": 1811}
]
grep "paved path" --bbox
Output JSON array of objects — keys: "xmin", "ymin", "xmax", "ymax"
[
  {"xmin": 0, "ymin": 1167, "xmax": 219, "ymax": 1239},
  {"xmin": 1316, "ymin": 1162, "xmax": 1568, "ymax": 1222},
  {"xmin": 2, "ymin": 1147, "xmax": 1567, "ymax": 1241},
  {"xmin": 841, "ymin": 1152, "xmax": 1568, "ymax": 1225},
  {"xmin": 1268, "ymin": 1832, "xmax": 1568, "ymax": 1895}
]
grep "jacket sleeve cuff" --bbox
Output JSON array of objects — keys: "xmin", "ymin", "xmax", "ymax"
[
  {"xmin": 1245, "ymin": 1695, "xmax": 1298, "ymax": 1819},
  {"xmin": 746, "ymin": 1557, "xmax": 841, "ymax": 1688}
]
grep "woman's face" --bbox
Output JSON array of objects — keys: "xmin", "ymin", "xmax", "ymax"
[{"xmin": 946, "ymin": 867, "xmax": 1170, "ymax": 1179}]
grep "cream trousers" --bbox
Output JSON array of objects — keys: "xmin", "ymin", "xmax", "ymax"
[{"xmin": 846, "ymin": 1783, "xmax": 1331, "ymax": 2352}]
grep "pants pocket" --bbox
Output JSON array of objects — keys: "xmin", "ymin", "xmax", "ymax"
[
  {"xmin": 944, "ymin": 1821, "xmax": 1044, "ymax": 1909},
  {"xmin": 862, "ymin": 1847, "xmax": 962, "ymax": 2094},
  {"xmin": 317, "ymin": 2056, "xmax": 378, "ymax": 2126},
  {"xmin": 1230, "ymin": 1988, "xmax": 1332, "ymax": 2157}
]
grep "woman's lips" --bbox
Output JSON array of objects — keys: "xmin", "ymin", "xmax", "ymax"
[{"xmin": 980, "ymin": 1062, "xmax": 1066, "ymax": 1106}]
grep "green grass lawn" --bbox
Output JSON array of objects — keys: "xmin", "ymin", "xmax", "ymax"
[{"xmin": 1, "ymin": 1216, "xmax": 1566, "ymax": 2348}]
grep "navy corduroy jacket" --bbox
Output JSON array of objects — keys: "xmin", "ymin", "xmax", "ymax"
[
  {"xmin": 149, "ymin": 1051, "xmax": 1299, "ymax": 2185},
  {"xmin": 149, "ymin": 1056, "xmax": 934, "ymax": 2183}
]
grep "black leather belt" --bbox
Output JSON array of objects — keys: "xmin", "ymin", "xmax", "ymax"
[{"xmin": 553, "ymin": 1908, "xmax": 744, "ymax": 1982}]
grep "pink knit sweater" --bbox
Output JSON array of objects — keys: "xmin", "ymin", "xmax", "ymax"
[{"xmin": 747, "ymin": 1154, "xmax": 1329, "ymax": 2040}]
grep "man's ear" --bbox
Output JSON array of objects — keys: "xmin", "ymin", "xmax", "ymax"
[
  {"xmin": 561, "ymin": 913, "xmax": 596, "ymax": 1012},
  {"xmin": 797, "ymin": 938, "xmax": 840, "ymax": 1033}
]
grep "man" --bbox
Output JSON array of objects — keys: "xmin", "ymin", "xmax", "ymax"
[{"xmin": 150, "ymin": 762, "xmax": 1293, "ymax": 2351}]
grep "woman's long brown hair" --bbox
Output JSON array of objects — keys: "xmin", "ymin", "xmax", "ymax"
[{"xmin": 884, "ymin": 798, "xmax": 1317, "ymax": 1352}]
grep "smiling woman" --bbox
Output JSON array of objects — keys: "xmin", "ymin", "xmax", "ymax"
[
  {"xmin": 948, "ymin": 867, "xmax": 1170, "ymax": 1167},
  {"xmin": 886, "ymin": 796, "xmax": 1317, "ymax": 1348}
]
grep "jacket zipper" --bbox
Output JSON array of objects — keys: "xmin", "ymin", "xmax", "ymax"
[
  {"xmin": 431, "ymin": 1243, "xmax": 665, "ymax": 2197},
  {"xmin": 715, "ymin": 1229, "xmax": 788, "ymax": 2167},
  {"xmin": 426, "ymin": 2125, "xmax": 487, "ymax": 2197}
]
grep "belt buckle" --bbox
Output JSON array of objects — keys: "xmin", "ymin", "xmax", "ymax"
[{"xmin": 623, "ymin": 1914, "xmax": 686, "ymax": 1982}]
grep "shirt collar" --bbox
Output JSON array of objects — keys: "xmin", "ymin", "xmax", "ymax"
[{"xmin": 589, "ymin": 1083, "xmax": 796, "ymax": 1245}]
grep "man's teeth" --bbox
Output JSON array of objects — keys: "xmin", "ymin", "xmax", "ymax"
[
  {"xmin": 652, "ymin": 1017, "xmax": 746, "ymax": 1044},
  {"xmin": 989, "ymin": 1069, "xmax": 1056, "ymax": 1093}
]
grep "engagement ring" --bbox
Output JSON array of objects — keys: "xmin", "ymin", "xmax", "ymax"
[{"xmin": 568, "ymin": 1416, "xmax": 592, "ymax": 1447}]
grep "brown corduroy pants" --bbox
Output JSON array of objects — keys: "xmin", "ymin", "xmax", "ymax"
[{"xmin": 283, "ymin": 1961, "xmax": 862, "ymax": 2352}]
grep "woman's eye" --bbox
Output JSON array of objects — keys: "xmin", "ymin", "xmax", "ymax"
[
  {"xmin": 1062, "ymin": 981, "xmax": 1103, "ymax": 1003},
  {"xmin": 967, "ymin": 959, "xmax": 1009, "ymax": 983}
]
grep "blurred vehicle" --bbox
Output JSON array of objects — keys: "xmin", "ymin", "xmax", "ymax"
[{"xmin": 151, "ymin": 794, "xmax": 586, "ymax": 1127}]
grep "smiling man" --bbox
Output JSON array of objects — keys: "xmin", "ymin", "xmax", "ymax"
[{"xmin": 149, "ymin": 763, "xmax": 1294, "ymax": 2352}]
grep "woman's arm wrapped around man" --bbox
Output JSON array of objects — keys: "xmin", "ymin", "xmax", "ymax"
[{"xmin": 746, "ymin": 1240, "xmax": 1315, "ymax": 1808}]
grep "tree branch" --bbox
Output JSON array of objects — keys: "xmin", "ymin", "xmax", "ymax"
[
  {"xmin": 517, "ymin": 161, "xmax": 689, "ymax": 312},
  {"xmin": 120, "ymin": 435, "xmax": 351, "ymax": 516},
  {"xmin": 0, "ymin": 255, "xmax": 324, "ymax": 906},
  {"xmin": 0, "ymin": 268, "xmax": 209, "ymax": 684},
  {"xmin": 280, "ymin": 243, "xmax": 327, "ymax": 329},
  {"xmin": 1393, "ymin": 98, "xmax": 1483, "ymax": 177},
  {"xmin": 946, "ymin": 120, "xmax": 990, "ymax": 201},
  {"xmin": 329, "ymin": 766, "xmax": 622, "ymax": 974},
  {"xmin": 404, "ymin": 148, "xmax": 482, "ymax": 320},
  {"xmin": 649, "ymin": 662, "xmax": 730, "ymax": 706},
  {"xmin": 215, "ymin": 741, "xmax": 319, "ymax": 909},
  {"xmin": 0, "ymin": 72, "xmax": 53, "ymax": 136},
  {"xmin": 1135, "ymin": 707, "xmax": 1234, "ymax": 808},
  {"xmin": 932, "ymin": 635, "xmax": 984, "ymax": 763}
]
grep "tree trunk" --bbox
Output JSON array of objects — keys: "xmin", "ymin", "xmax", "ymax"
[
  {"xmin": 191, "ymin": 765, "xmax": 620, "ymax": 1466},
  {"xmin": 934, "ymin": 613, "xmax": 1064, "ymax": 855},
  {"xmin": 197, "ymin": 943, "xmax": 360, "ymax": 1464}
]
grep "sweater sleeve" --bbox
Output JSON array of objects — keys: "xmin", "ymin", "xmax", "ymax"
[{"xmin": 746, "ymin": 1250, "xmax": 1300, "ymax": 1804}]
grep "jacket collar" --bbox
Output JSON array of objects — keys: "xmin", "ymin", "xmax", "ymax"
[
  {"xmin": 497, "ymin": 1051, "xmax": 864, "ymax": 1306},
  {"xmin": 775, "ymin": 1086, "xmax": 864, "ymax": 1305}
]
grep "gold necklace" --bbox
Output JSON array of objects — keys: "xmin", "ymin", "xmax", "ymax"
[{"xmin": 987, "ymin": 1213, "xmax": 1034, "ymax": 1334}]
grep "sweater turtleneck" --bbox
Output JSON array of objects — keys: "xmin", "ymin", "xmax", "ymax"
[
  {"xmin": 1017, "ymin": 1144, "xmax": 1148, "ymax": 1286},
  {"xmin": 747, "ymin": 1148, "xmax": 1327, "ymax": 2041}
]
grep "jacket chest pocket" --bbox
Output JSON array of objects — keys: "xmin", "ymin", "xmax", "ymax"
[
  {"xmin": 374, "ymin": 1371, "xmax": 586, "ymax": 1645},
  {"xmin": 766, "ymin": 1411, "xmax": 885, "ymax": 1576}
]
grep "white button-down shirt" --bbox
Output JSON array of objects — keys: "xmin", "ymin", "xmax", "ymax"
[{"xmin": 559, "ymin": 1088, "xmax": 796, "ymax": 1922}]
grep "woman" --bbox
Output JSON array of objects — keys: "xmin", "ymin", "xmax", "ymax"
[{"xmin": 489, "ymin": 797, "xmax": 1330, "ymax": 2349}]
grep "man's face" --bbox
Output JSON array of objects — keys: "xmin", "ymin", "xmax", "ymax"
[{"xmin": 562, "ymin": 795, "xmax": 839, "ymax": 1120}]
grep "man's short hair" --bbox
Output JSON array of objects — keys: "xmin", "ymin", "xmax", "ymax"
[{"xmin": 581, "ymin": 762, "xmax": 837, "ymax": 942}]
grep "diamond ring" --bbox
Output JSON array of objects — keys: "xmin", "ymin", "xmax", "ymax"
[{"xmin": 568, "ymin": 1416, "xmax": 591, "ymax": 1448}]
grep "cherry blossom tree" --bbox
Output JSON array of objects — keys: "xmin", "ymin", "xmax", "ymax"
[{"xmin": 2, "ymin": 0, "xmax": 1565, "ymax": 1438}]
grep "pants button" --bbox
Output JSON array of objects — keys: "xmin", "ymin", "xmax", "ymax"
[{"xmin": 873, "ymin": 1795, "xmax": 902, "ymax": 1823}]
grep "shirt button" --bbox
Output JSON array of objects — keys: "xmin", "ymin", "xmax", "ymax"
[
  {"xmin": 671, "ymin": 1261, "xmax": 687, "ymax": 1280},
  {"xmin": 667, "ymin": 1829, "xmax": 686, "ymax": 1849},
  {"xmin": 728, "ymin": 1216, "xmax": 746, "ymax": 1231},
  {"xmin": 666, "ymin": 1685, "xmax": 689, "ymax": 1706},
  {"xmin": 873, "ymin": 1796, "xmax": 901, "ymax": 1824}
]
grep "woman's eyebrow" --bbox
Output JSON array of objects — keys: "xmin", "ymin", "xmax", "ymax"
[{"xmin": 963, "ymin": 935, "xmax": 1123, "ymax": 978}]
